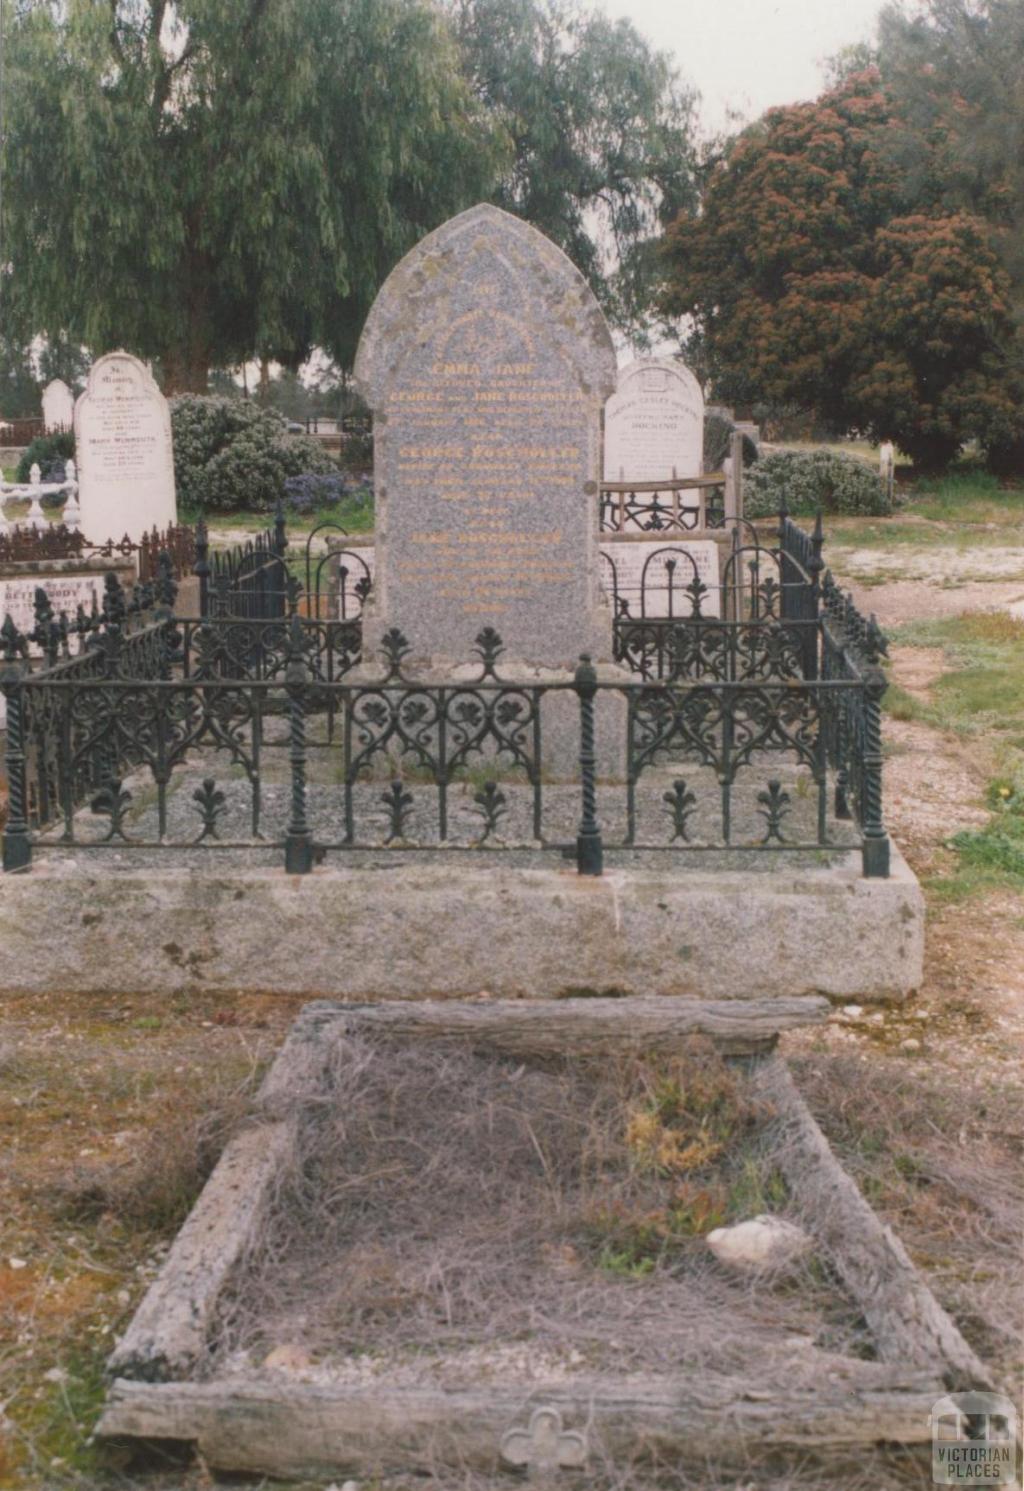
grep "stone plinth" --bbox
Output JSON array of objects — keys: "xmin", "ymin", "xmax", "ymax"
[{"xmin": 0, "ymin": 848, "xmax": 924, "ymax": 1002}]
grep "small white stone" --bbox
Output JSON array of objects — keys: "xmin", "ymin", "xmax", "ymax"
[
  {"xmin": 707, "ymin": 1215, "xmax": 813, "ymax": 1272},
  {"xmin": 7, "ymin": 1258, "xmax": 27, "ymax": 1271},
  {"xmin": 900, "ymin": 1037, "xmax": 922, "ymax": 1053},
  {"xmin": 842, "ymin": 1004, "xmax": 863, "ymax": 1018},
  {"xmin": 43, "ymin": 1367, "xmax": 67, "ymax": 1384}
]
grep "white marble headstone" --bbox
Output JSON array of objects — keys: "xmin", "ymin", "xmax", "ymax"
[
  {"xmin": 74, "ymin": 351, "xmax": 177, "ymax": 545},
  {"xmin": 603, "ymin": 357, "xmax": 704, "ymax": 483},
  {"xmin": 602, "ymin": 540, "xmax": 721, "ymax": 619},
  {"xmin": 42, "ymin": 378, "xmax": 74, "ymax": 432}
]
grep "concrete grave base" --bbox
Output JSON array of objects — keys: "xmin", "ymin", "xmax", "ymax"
[
  {"xmin": 98, "ymin": 1001, "xmax": 987, "ymax": 1481},
  {"xmin": 0, "ymin": 847, "xmax": 923, "ymax": 1001}
]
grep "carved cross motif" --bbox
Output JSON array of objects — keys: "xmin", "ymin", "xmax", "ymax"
[{"xmin": 500, "ymin": 1406, "xmax": 587, "ymax": 1479}]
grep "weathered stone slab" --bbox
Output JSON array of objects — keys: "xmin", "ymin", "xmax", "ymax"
[
  {"xmin": 0, "ymin": 848, "xmax": 925, "ymax": 1001},
  {"xmin": 75, "ymin": 351, "xmax": 177, "ymax": 546},
  {"xmin": 98, "ymin": 1001, "xmax": 981, "ymax": 1480},
  {"xmin": 604, "ymin": 357, "xmax": 704, "ymax": 483},
  {"xmin": 354, "ymin": 204, "xmax": 617, "ymax": 669}
]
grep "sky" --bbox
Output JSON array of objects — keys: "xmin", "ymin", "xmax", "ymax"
[{"xmin": 600, "ymin": 0, "xmax": 888, "ymax": 133}]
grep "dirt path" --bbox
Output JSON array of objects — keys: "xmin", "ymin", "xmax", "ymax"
[{"xmin": 847, "ymin": 578, "xmax": 1024, "ymax": 627}]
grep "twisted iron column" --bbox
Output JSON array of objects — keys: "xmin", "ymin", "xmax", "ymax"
[
  {"xmin": 2, "ymin": 660, "xmax": 32, "ymax": 872},
  {"xmin": 574, "ymin": 653, "xmax": 603, "ymax": 876},
  {"xmin": 860, "ymin": 662, "xmax": 890, "ymax": 878}
]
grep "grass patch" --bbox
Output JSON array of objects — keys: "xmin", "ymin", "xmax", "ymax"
[
  {"xmin": 181, "ymin": 495, "xmax": 374, "ymax": 538},
  {"xmin": 935, "ymin": 788, "xmax": 1024, "ymax": 900},
  {"xmin": 827, "ymin": 472, "xmax": 1024, "ymax": 550},
  {"xmin": 881, "ymin": 680, "xmax": 928, "ymax": 723},
  {"xmin": 912, "ymin": 471, "xmax": 1024, "ymax": 525},
  {"xmin": 886, "ymin": 614, "xmax": 1024, "ymax": 736},
  {"xmin": 886, "ymin": 612, "xmax": 1024, "ymax": 900}
]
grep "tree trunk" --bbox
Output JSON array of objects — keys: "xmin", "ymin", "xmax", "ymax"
[{"xmin": 161, "ymin": 343, "xmax": 210, "ymax": 395}]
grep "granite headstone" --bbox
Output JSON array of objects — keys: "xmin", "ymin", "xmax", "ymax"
[
  {"xmin": 354, "ymin": 203, "xmax": 617, "ymax": 669},
  {"xmin": 75, "ymin": 351, "xmax": 177, "ymax": 546}
]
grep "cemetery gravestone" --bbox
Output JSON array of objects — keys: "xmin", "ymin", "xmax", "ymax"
[
  {"xmin": 879, "ymin": 441, "xmax": 895, "ymax": 502},
  {"xmin": 75, "ymin": 351, "xmax": 177, "ymax": 546},
  {"xmin": 603, "ymin": 356, "xmax": 704, "ymax": 484},
  {"xmin": 42, "ymin": 378, "xmax": 74, "ymax": 432},
  {"xmin": 602, "ymin": 356, "xmax": 719, "ymax": 611},
  {"xmin": 604, "ymin": 540, "xmax": 721, "ymax": 619},
  {"xmin": 354, "ymin": 203, "xmax": 618, "ymax": 669}
]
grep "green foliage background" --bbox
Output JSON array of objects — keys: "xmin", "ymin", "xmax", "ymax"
[{"xmin": 171, "ymin": 396, "xmax": 336, "ymax": 511}]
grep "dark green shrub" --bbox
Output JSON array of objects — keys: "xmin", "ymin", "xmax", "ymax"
[
  {"xmin": 743, "ymin": 449, "xmax": 890, "ymax": 518},
  {"xmin": 16, "ymin": 431, "xmax": 75, "ymax": 482},
  {"xmin": 702, "ymin": 414, "xmax": 757, "ymax": 473},
  {"xmin": 171, "ymin": 395, "xmax": 337, "ymax": 512}
]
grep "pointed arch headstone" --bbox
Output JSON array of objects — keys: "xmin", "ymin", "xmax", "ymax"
[{"xmin": 354, "ymin": 203, "xmax": 617, "ymax": 668}]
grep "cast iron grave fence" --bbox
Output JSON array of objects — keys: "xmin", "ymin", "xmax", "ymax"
[{"xmin": 2, "ymin": 512, "xmax": 890, "ymax": 881}]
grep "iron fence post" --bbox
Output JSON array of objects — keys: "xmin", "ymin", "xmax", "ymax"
[
  {"xmin": 284, "ymin": 613, "xmax": 314, "ymax": 874},
  {"xmin": 861, "ymin": 656, "xmax": 890, "ymax": 878},
  {"xmin": 1, "ymin": 651, "xmax": 32, "ymax": 873},
  {"xmin": 194, "ymin": 516, "xmax": 210, "ymax": 618},
  {"xmin": 574, "ymin": 653, "xmax": 603, "ymax": 876},
  {"xmin": 805, "ymin": 509, "xmax": 825, "ymax": 679}
]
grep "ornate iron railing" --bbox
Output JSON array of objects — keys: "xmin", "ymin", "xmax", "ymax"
[
  {"xmin": 2, "ymin": 560, "xmax": 890, "ymax": 879},
  {"xmin": 195, "ymin": 511, "xmax": 290, "ymax": 621},
  {"xmin": 0, "ymin": 520, "xmax": 196, "ymax": 580},
  {"xmin": 599, "ymin": 475, "xmax": 726, "ymax": 534}
]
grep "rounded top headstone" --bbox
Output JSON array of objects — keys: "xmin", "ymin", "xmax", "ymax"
[
  {"xmin": 73, "ymin": 350, "xmax": 177, "ymax": 545},
  {"xmin": 354, "ymin": 203, "xmax": 617, "ymax": 408},
  {"xmin": 603, "ymin": 356, "xmax": 705, "ymax": 483},
  {"xmin": 41, "ymin": 377, "xmax": 75, "ymax": 432}
]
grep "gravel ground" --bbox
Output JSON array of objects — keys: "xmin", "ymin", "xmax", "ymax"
[{"xmin": 34, "ymin": 746, "xmax": 858, "ymax": 872}]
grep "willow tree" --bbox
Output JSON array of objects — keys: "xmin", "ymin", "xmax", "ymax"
[
  {"xmin": 1, "ymin": 0, "xmax": 503, "ymax": 390},
  {"xmin": 451, "ymin": 0, "xmax": 700, "ymax": 339}
]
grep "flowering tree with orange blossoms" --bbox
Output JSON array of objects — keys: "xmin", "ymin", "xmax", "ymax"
[{"xmin": 661, "ymin": 72, "xmax": 1023, "ymax": 471}]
